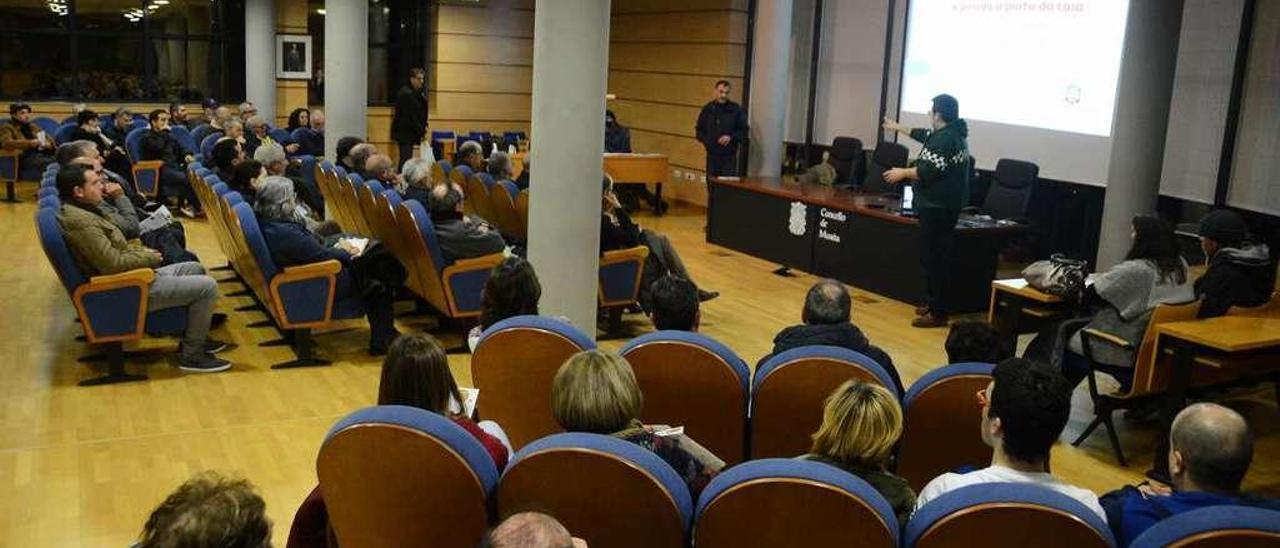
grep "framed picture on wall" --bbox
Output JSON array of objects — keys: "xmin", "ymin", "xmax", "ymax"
[{"xmin": 276, "ymin": 35, "xmax": 311, "ymax": 80}]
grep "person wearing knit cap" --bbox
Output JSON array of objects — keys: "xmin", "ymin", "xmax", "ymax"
[{"xmin": 1194, "ymin": 209, "xmax": 1274, "ymax": 318}]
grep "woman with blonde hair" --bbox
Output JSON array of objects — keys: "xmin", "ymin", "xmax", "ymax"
[
  {"xmin": 801, "ymin": 380, "xmax": 915, "ymax": 523},
  {"xmin": 552, "ymin": 349, "xmax": 724, "ymax": 496}
]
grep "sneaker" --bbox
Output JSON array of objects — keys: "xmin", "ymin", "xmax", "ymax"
[
  {"xmin": 911, "ymin": 312, "xmax": 949, "ymax": 328},
  {"xmin": 697, "ymin": 289, "xmax": 720, "ymax": 302},
  {"xmin": 179, "ymin": 206, "xmax": 198, "ymax": 218},
  {"xmin": 204, "ymin": 338, "xmax": 232, "ymax": 354},
  {"xmin": 178, "ymin": 353, "xmax": 231, "ymax": 373}
]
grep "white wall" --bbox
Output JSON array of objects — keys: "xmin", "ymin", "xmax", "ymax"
[
  {"xmin": 811, "ymin": 0, "xmax": 891, "ymax": 146},
  {"xmin": 1227, "ymin": 0, "xmax": 1280, "ymax": 215}
]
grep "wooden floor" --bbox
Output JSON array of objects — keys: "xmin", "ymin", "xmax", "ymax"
[{"xmin": 2, "ymin": 186, "xmax": 1277, "ymax": 546}]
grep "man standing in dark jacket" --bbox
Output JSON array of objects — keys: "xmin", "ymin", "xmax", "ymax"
[
  {"xmin": 1194, "ymin": 209, "xmax": 1275, "ymax": 318},
  {"xmin": 391, "ymin": 67, "xmax": 429, "ymax": 171},
  {"xmin": 883, "ymin": 94, "xmax": 970, "ymax": 328},
  {"xmin": 695, "ymin": 80, "xmax": 748, "ymax": 181},
  {"xmin": 761, "ymin": 279, "xmax": 903, "ymax": 396}
]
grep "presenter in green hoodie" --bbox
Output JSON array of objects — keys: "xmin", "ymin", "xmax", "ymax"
[{"xmin": 882, "ymin": 94, "xmax": 970, "ymax": 328}]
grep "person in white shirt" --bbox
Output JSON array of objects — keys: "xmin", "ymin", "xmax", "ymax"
[{"xmin": 914, "ymin": 357, "xmax": 1107, "ymax": 521}]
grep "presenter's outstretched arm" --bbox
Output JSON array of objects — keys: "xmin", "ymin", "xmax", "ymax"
[
  {"xmin": 883, "ymin": 166, "xmax": 917, "ymax": 184},
  {"xmin": 882, "ymin": 117, "xmax": 910, "ymax": 135}
]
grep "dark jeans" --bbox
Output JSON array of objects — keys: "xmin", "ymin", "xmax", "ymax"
[
  {"xmin": 159, "ymin": 166, "xmax": 199, "ymax": 209},
  {"xmin": 336, "ymin": 269, "xmax": 397, "ymax": 345},
  {"xmin": 1062, "ymin": 349, "xmax": 1134, "ymax": 393},
  {"xmin": 918, "ymin": 207, "xmax": 961, "ymax": 316},
  {"xmin": 705, "ymin": 153, "xmax": 737, "ymax": 179},
  {"xmin": 396, "ymin": 141, "xmax": 415, "ymax": 171}
]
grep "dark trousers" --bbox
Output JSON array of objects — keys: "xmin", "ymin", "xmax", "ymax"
[
  {"xmin": 159, "ymin": 166, "xmax": 199, "ymax": 209},
  {"xmin": 705, "ymin": 153, "xmax": 737, "ymax": 179},
  {"xmin": 336, "ymin": 270, "xmax": 398, "ymax": 345},
  {"xmin": 396, "ymin": 141, "xmax": 415, "ymax": 171},
  {"xmin": 917, "ymin": 207, "xmax": 961, "ymax": 315}
]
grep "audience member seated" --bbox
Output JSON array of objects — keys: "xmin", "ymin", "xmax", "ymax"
[
  {"xmin": 102, "ymin": 107, "xmax": 133, "ymax": 144},
  {"xmin": 945, "ymin": 321, "xmax": 1009, "ymax": 364},
  {"xmin": 426, "ymin": 183, "xmax": 506, "ymax": 263},
  {"xmin": 198, "ymin": 98, "xmax": 218, "ymax": 127},
  {"xmin": 237, "ymin": 101, "xmax": 257, "ymax": 124},
  {"xmin": 761, "ymin": 279, "xmax": 903, "ymax": 396},
  {"xmin": 335, "ymin": 137, "xmax": 364, "ymax": 173},
  {"xmin": 605, "ymin": 109, "xmax": 631, "ymax": 153},
  {"xmin": 229, "ymin": 159, "xmax": 265, "ymax": 204},
  {"xmin": 1193, "ymin": 210, "xmax": 1274, "ymax": 318},
  {"xmin": 488, "ymin": 150, "xmax": 515, "ymax": 183},
  {"xmin": 287, "ymin": 107, "xmax": 312, "ymax": 132},
  {"xmin": 140, "ymin": 109, "xmax": 201, "ymax": 216},
  {"xmin": 347, "ymin": 143, "xmax": 377, "ymax": 175},
  {"xmin": 362, "ymin": 153, "xmax": 401, "ymax": 191},
  {"xmin": 223, "ymin": 120, "xmax": 246, "ymax": 147},
  {"xmin": 799, "ymin": 380, "xmax": 916, "ymax": 524},
  {"xmin": 296, "ymin": 109, "xmax": 325, "ymax": 157},
  {"xmin": 515, "ymin": 151, "xmax": 531, "ymax": 190},
  {"xmin": 255, "ymin": 142, "xmax": 323, "ymax": 216},
  {"xmin": 289, "ymin": 333, "xmax": 510, "ymax": 548},
  {"xmin": 60, "ymin": 141, "xmax": 198, "ymax": 265},
  {"xmin": 209, "ymin": 106, "xmax": 231, "ymax": 132},
  {"xmin": 455, "ymin": 140, "xmax": 486, "ymax": 173},
  {"xmin": 137, "ymin": 472, "xmax": 271, "ymax": 548},
  {"xmin": 400, "ymin": 157, "xmax": 434, "ymax": 204},
  {"xmin": 255, "ymin": 176, "xmax": 399, "ymax": 354},
  {"xmin": 55, "ymin": 165, "xmax": 228, "ymax": 372},
  {"xmin": 914, "ymin": 357, "xmax": 1105, "ymax": 520},
  {"xmin": 600, "ymin": 176, "xmax": 717, "ymax": 310},
  {"xmin": 168, "ymin": 101, "xmax": 193, "ymax": 130},
  {"xmin": 649, "ymin": 274, "xmax": 700, "ymax": 331},
  {"xmin": 467, "ymin": 256, "xmax": 541, "ymax": 351},
  {"xmin": 551, "ymin": 349, "xmax": 725, "ymax": 496},
  {"xmin": 1100, "ymin": 403, "xmax": 1278, "ymax": 546},
  {"xmin": 1, "ymin": 103, "xmax": 56, "ymax": 179},
  {"xmin": 210, "ymin": 137, "xmax": 245, "ymax": 184},
  {"xmin": 70, "ymin": 109, "xmax": 133, "ymax": 184},
  {"xmin": 1026, "ymin": 215, "xmax": 1193, "ymax": 391},
  {"xmin": 482, "ymin": 512, "xmax": 587, "ymax": 548},
  {"xmin": 243, "ymin": 115, "xmax": 271, "ymax": 157}
]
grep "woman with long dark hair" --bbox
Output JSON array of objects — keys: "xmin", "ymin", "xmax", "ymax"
[
  {"xmin": 286, "ymin": 108, "xmax": 311, "ymax": 131},
  {"xmin": 1026, "ymin": 215, "xmax": 1193, "ymax": 391},
  {"xmin": 467, "ymin": 256, "xmax": 542, "ymax": 351}
]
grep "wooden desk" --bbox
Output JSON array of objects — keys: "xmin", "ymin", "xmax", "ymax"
[
  {"xmin": 708, "ymin": 177, "xmax": 1025, "ymax": 312},
  {"xmin": 988, "ymin": 279, "xmax": 1070, "ymax": 356},
  {"xmin": 1149, "ymin": 317, "xmax": 1280, "ymax": 481},
  {"xmin": 605, "ymin": 153, "xmax": 669, "ymax": 214}
]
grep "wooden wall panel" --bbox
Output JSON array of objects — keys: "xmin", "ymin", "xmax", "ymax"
[
  {"xmin": 433, "ymin": 64, "xmax": 533, "ymax": 94},
  {"xmin": 429, "ymin": 92, "xmax": 532, "ymax": 121},
  {"xmin": 611, "ymin": 11, "xmax": 748, "ymax": 44},
  {"xmin": 436, "ymin": 5, "xmax": 534, "ymax": 37},
  {"xmin": 609, "ymin": 43, "xmax": 746, "ymax": 77},
  {"xmin": 275, "ymin": 81, "xmax": 308, "ymax": 127},
  {"xmin": 607, "ymin": 0, "xmax": 749, "ymax": 207},
  {"xmin": 432, "ymin": 35, "xmax": 534, "ymax": 66}
]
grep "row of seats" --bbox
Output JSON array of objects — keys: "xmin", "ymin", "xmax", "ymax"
[
  {"xmin": 471, "ymin": 316, "xmax": 991, "ymax": 493},
  {"xmin": 430, "ymin": 129, "xmax": 527, "ymax": 154},
  {"xmin": 34, "ymin": 164, "xmax": 193, "ymax": 385},
  {"xmin": 313, "ymin": 160, "xmax": 647, "ymax": 328},
  {"xmin": 319, "ymin": 403, "xmax": 1280, "ymax": 547}
]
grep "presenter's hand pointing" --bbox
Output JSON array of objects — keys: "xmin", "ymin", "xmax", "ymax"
[
  {"xmin": 882, "ymin": 117, "xmax": 906, "ymax": 134},
  {"xmin": 883, "ymin": 167, "xmax": 911, "ymax": 184}
]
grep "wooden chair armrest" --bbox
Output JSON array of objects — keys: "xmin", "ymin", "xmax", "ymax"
[
  {"xmin": 277, "ymin": 260, "xmax": 342, "ymax": 281},
  {"xmin": 601, "ymin": 245, "xmax": 649, "ymax": 265},
  {"xmin": 444, "ymin": 252, "xmax": 506, "ymax": 275},
  {"xmin": 0, "ymin": 149, "xmax": 19, "ymax": 158},
  {"xmin": 84, "ymin": 268, "xmax": 157, "ymax": 290},
  {"xmin": 1080, "ymin": 327, "xmax": 1133, "ymax": 349},
  {"xmin": 132, "ymin": 160, "xmax": 164, "ymax": 170}
]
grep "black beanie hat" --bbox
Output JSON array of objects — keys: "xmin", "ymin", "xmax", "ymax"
[{"xmin": 1199, "ymin": 209, "xmax": 1248, "ymax": 246}]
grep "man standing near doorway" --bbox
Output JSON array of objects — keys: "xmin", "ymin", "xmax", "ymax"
[
  {"xmin": 695, "ymin": 79, "xmax": 748, "ymax": 182},
  {"xmin": 882, "ymin": 94, "xmax": 969, "ymax": 328},
  {"xmin": 392, "ymin": 67, "xmax": 429, "ymax": 170}
]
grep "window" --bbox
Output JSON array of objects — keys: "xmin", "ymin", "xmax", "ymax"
[
  {"xmin": 0, "ymin": 0, "xmax": 245, "ymax": 101},
  {"xmin": 307, "ymin": 0, "xmax": 430, "ymax": 105}
]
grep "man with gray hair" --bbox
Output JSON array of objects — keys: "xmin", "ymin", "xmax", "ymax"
[
  {"xmin": 254, "ymin": 142, "xmax": 323, "ymax": 217},
  {"xmin": 455, "ymin": 139, "xmax": 485, "ymax": 173},
  {"xmin": 244, "ymin": 115, "xmax": 270, "ymax": 156},
  {"xmin": 400, "ymin": 157, "xmax": 434, "ymax": 204},
  {"xmin": 759, "ymin": 278, "xmax": 902, "ymax": 395},
  {"xmin": 362, "ymin": 153, "xmax": 400, "ymax": 189},
  {"xmin": 348, "ymin": 143, "xmax": 378, "ymax": 174},
  {"xmin": 482, "ymin": 512, "xmax": 587, "ymax": 548},
  {"xmin": 1102, "ymin": 402, "xmax": 1278, "ymax": 545},
  {"xmin": 237, "ymin": 101, "xmax": 257, "ymax": 123},
  {"xmin": 427, "ymin": 182, "xmax": 505, "ymax": 263},
  {"xmin": 487, "ymin": 150, "xmax": 514, "ymax": 181}
]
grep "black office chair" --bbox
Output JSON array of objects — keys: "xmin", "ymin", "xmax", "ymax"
[
  {"xmin": 977, "ymin": 159, "xmax": 1038, "ymax": 221},
  {"xmin": 861, "ymin": 141, "xmax": 908, "ymax": 195},
  {"xmin": 828, "ymin": 137, "xmax": 865, "ymax": 188}
]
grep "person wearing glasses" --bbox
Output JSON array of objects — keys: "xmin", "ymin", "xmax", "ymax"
[{"xmin": 912, "ymin": 357, "xmax": 1106, "ymax": 521}]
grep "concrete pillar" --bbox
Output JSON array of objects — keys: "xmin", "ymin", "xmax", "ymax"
[
  {"xmin": 244, "ymin": 0, "xmax": 276, "ymax": 122},
  {"xmin": 526, "ymin": 0, "xmax": 612, "ymax": 336},
  {"xmin": 748, "ymin": 0, "xmax": 794, "ymax": 177},
  {"xmin": 1097, "ymin": 0, "xmax": 1184, "ymax": 268},
  {"xmin": 323, "ymin": 0, "xmax": 368, "ymax": 160}
]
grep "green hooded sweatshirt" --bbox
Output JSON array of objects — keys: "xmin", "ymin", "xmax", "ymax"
[{"xmin": 908, "ymin": 118, "xmax": 970, "ymax": 210}]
